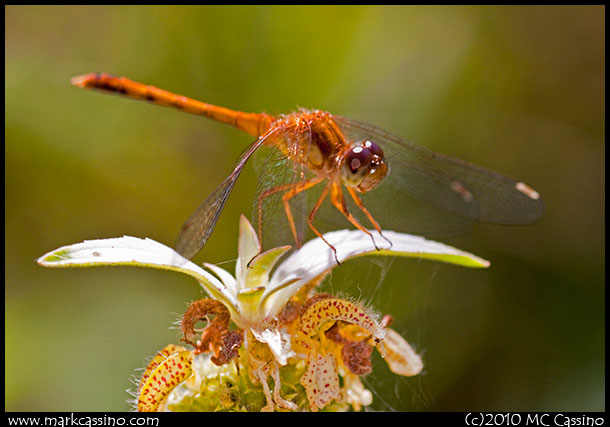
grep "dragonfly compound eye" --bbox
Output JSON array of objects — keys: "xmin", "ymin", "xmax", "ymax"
[
  {"xmin": 341, "ymin": 141, "xmax": 388, "ymax": 192},
  {"xmin": 362, "ymin": 140, "xmax": 384, "ymax": 158}
]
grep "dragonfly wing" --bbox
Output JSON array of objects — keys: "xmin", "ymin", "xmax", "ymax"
[
  {"xmin": 251, "ymin": 131, "xmax": 319, "ymax": 251},
  {"xmin": 335, "ymin": 117, "xmax": 543, "ymax": 234},
  {"xmin": 174, "ymin": 132, "xmax": 273, "ymax": 259}
]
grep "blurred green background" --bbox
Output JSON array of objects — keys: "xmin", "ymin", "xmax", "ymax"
[{"xmin": 5, "ymin": 5, "xmax": 604, "ymax": 411}]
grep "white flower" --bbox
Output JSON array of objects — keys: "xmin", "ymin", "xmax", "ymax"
[
  {"xmin": 38, "ymin": 214, "xmax": 488, "ymax": 338},
  {"xmin": 38, "ymin": 215, "xmax": 489, "ymax": 411}
]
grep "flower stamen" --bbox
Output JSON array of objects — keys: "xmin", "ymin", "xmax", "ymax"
[{"xmin": 181, "ymin": 298, "xmax": 243, "ymax": 366}]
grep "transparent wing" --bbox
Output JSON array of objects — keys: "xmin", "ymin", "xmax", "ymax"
[
  {"xmin": 334, "ymin": 116, "xmax": 544, "ymax": 236},
  {"xmin": 175, "ymin": 130, "xmax": 276, "ymax": 259},
  {"xmin": 251, "ymin": 125, "xmax": 322, "ymax": 251}
]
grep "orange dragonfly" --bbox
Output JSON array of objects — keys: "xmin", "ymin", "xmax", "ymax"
[{"xmin": 71, "ymin": 73, "xmax": 543, "ymax": 260}]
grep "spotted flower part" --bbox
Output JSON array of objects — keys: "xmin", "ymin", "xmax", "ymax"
[{"xmin": 38, "ymin": 215, "xmax": 489, "ymax": 411}]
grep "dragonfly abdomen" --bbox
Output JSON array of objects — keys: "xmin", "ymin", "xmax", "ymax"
[{"xmin": 71, "ymin": 73, "xmax": 272, "ymax": 138}]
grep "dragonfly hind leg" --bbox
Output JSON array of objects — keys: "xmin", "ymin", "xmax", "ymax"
[{"xmin": 256, "ymin": 176, "xmax": 325, "ymax": 249}]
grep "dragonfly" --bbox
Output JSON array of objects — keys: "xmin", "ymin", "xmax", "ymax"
[{"xmin": 71, "ymin": 73, "xmax": 543, "ymax": 261}]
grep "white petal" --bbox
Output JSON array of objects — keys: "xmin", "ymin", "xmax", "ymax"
[
  {"xmin": 265, "ymin": 229, "xmax": 489, "ymax": 318},
  {"xmin": 37, "ymin": 236, "xmax": 237, "ymax": 308},
  {"xmin": 236, "ymin": 215, "xmax": 261, "ymax": 289},
  {"xmin": 244, "ymin": 245, "xmax": 291, "ymax": 290},
  {"xmin": 203, "ymin": 262, "xmax": 238, "ymax": 296},
  {"xmin": 250, "ymin": 328, "xmax": 295, "ymax": 366},
  {"xmin": 379, "ymin": 328, "xmax": 424, "ymax": 376}
]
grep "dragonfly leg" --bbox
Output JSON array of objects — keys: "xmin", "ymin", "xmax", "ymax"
[
  {"xmin": 307, "ymin": 183, "xmax": 341, "ymax": 265},
  {"xmin": 346, "ymin": 187, "xmax": 393, "ymax": 249},
  {"xmin": 256, "ymin": 176, "xmax": 324, "ymax": 248},
  {"xmin": 281, "ymin": 177, "xmax": 325, "ymax": 248},
  {"xmin": 330, "ymin": 184, "xmax": 380, "ymax": 250}
]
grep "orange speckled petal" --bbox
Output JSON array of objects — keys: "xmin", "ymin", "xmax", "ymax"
[
  {"xmin": 300, "ymin": 351, "xmax": 340, "ymax": 411},
  {"xmin": 139, "ymin": 344, "xmax": 188, "ymax": 389},
  {"xmin": 299, "ymin": 298, "xmax": 385, "ymax": 341},
  {"xmin": 137, "ymin": 349, "xmax": 193, "ymax": 412}
]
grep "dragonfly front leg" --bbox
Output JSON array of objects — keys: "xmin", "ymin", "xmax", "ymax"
[
  {"xmin": 306, "ymin": 183, "xmax": 342, "ymax": 265},
  {"xmin": 346, "ymin": 187, "xmax": 393, "ymax": 248},
  {"xmin": 330, "ymin": 184, "xmax": 380, "ymax": 251}
]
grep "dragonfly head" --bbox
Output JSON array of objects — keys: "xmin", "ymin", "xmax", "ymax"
[{"xmin": 340, "ymin": 140, "xmax": 388, "ymax": 193}]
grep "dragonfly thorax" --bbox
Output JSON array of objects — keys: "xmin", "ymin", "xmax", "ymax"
[{"xmin": 274, "ymin": 110, "xmax": 345, "ymax": 173}]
